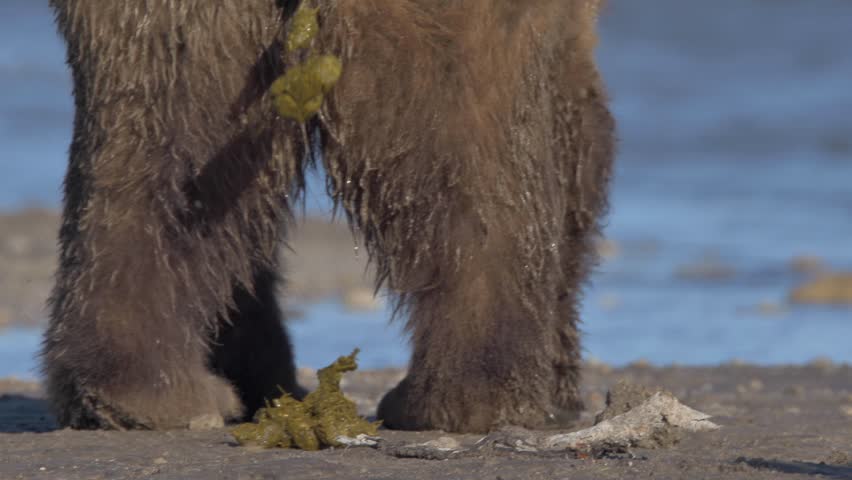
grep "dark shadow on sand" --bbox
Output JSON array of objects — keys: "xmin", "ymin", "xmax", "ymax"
[
  {"xmin": 0, "ymin": 394, "xmax": 58, "ymax": 433},
  {"xmin": 735, "ymin": 457, "xmax": 852, "ymax": 479}
]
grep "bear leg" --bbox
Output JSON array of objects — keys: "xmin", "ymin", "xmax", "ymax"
[
  {"xmin": 43, "ymin": 243, "xmax": 246, "ymax": 430},
  {"xmin": 43, "ymin": 0, "xmax": 299, "ymax": 429},
  {"xmin": 368, "ymin": 203, "xmax": 587, "ymax": 433},
  {"xmin": 318, "ymin": 0, "xmax": 614, "ymax": 433},
  {"xmin": 210, "ymin": 268, "xmax": 305, "ymax": 419}
]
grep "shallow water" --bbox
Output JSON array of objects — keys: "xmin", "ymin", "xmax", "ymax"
[
  {"xmin": 4, "ymin": 296, "xmax": 851, "ymax": 379},
  {"xmin": 1, "ymin": 1, "xmax": 850, "ymax": 376},
  {"xmin": 0, "ymin": 303, "xmax": 410, "ymax": 379},
  {"xmin": 0, "ymin": 328, "xmax": 43, "ymax": 379}
]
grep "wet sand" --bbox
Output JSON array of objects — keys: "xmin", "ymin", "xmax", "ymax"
[
  {"xmin": 2, "ymin": 210, "xmax": 852, "ymax": 479},
  {"xmin": 2, "ymin": 363, "xmax": 851, "ymax": 479}
]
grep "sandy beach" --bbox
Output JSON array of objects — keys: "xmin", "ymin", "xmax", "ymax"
[{"xmin": 2, "ymin": 363, "xmax": 851, "ymax": 479}]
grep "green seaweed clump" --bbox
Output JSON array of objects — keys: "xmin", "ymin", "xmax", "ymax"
[
  {"xmin": 270, "ymin": 55, "xmax": 342, "ymax": 123},
  {"xmin": 287, "ymin": 6, "xmax": 320, "ymax": 52},
  {"xmin": 271, "ymin": 4, "xmax": 342, "ymax": 123},
  {"xmin": 231, "ymin": 349, "xmax": 379, "ymax": 450}
]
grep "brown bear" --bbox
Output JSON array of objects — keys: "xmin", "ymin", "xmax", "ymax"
[{"xmin": 42, "ymin": 0, "xmax": 614, "ymax": 433}]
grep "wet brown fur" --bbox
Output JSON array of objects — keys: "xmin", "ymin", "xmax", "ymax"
[{"xmin": 43, "ymin": 0, "xmax": 614, "ymax": 433}]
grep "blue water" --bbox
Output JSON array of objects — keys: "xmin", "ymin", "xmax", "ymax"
[
  {"xmin": 1, "ymin": 1, "xmax": 851, "ymax": 378},
  {"xmin": 0, "ymin": 303, "xmax": 410, "ymax": 379},
  {"xmin": 0, "ymin": 329, "xmax": 44, "ymax": 379}
]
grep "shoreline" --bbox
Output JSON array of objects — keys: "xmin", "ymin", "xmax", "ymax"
[
  {"xmin": 2, "ymin": 363, "xmax": 851, "ymax": 479},
  {"xmin": 3, "ymin": 209, "xmax": 851, "ymax": 478}
]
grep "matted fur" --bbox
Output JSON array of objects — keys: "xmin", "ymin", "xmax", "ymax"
[
  {"xmin": 43, "ymin": 0, "xmax": 304, "ymax": 429},
  {"xmin": 317, "ymin": 0, "xmax": 613, "ymax": 432},
  {"xmin": 43, "ymin": 0, "xmax": 614, "ymax": 433}
]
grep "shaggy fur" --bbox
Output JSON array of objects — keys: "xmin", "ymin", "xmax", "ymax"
[
  {"xmin": 43, "ymin": 0, "xmax": 614, "ymax": 433},
  {"xmin": 318, "ymin": 0, "xmax": 614, "ymax": 432}
]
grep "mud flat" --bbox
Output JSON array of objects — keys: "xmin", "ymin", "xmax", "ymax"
[{"xmin": 1, "ymin": 362, "xmax": 851, "ymax": 480}]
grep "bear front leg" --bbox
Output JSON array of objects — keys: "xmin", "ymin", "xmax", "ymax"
[
  {"xmin": 42, "ymin": 211, "xmax": 245, "ymax": 429},
  {"xmin": 43, "ymin": 0, "xmax": 299, "ymax": 429},
  {"xmin": 370, "ymin": 198, "xmax": 590, "ymax": 433},
  {"xmin": 318, "ymin": 0, "xmax": 614, "ymax": 433},
  {"xmin": 323, "ymin": 113, "xmax": 607, "ymax": 432}
]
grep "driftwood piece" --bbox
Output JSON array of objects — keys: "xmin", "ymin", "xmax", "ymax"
[
  {"xmin": 336, "ymin": 434, "xmax": 383, "ymax": 448},
  {"xmin": 539, "ymin": 391, "xmax": 720, "ymax": 451},
  {"xmin": 476, "ymin": 392, "xmax": 719, "ymax": 455},
  {"xmin": 337, "ymin": 390, "xmax": 720, "ymax": 459}
]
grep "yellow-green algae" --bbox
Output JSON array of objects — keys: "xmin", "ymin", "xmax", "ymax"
[
  {"xmin": 231, "ymin": 349, "xmax": 379, "ymax": 450},
  {"xmin": 271, "ymin": 4, "xmax": 342, "ymax": 123},
  {"xmin": 270, "ymin": 55, "xmax": 342, "ymax": 123},
  {"xmin": 287, "ymin": 6, "xmax": 320, "ymax": 52}
]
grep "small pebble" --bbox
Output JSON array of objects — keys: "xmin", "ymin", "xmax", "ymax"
[
  {"xmin": 628, "ymin": 359, "xmax": 651, "ymax": 369},
  {"xmin": 823, "ymin": 450, "xmax": 850, "ymax": 465},
  {"xmin": 784, "ymin": 385, "xmax": 805, "ymax": 397},
  {"xmin": 790, "ymin": 255, "xmax": 825, "ymax": 274},
  {"xmin": 585, "ymin": 357, "xmax": 613, "ymax": 374},
  {"xmin": 735, "ymin": 381, "xmax": 765, "ymax": 394},
  {"xmin": 808, "ymin": 357, "xmax": 835, "ymax": 370},
  {"xmin": 726, "ymin": 358, "xmax": 750, "ymax": 367},
  {"xmin": 423, "ymin": 437, "xmax": 461, "ymax": 451},
  {"xmin": 675, "ymin": 256, "xmax": 736, "ymax": 281},
  {"xmin": 790, "ymin": 274, "xmax": 852, "ymax": 305},
  {"xmin": 188, "ymin": 413, "xmax": 224, "ymax": 430}
]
